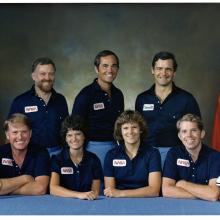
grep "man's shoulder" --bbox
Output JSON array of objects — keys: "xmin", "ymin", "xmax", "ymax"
[
  {"xmin": 12, "ymin": 89, "xmax": 33, "ymax": 102},
  {"xmin": 174, "ymin": 86, "xmax": 195, "ymax": 98},
  {"xmin": 136, "ymin": 87, "xmax": 153, "ymax": 99},
  {"xmin": 167, "ymin": 145, "xmax": 185, "ymax": 156},
  {"xmin": 0, "ymin": 143, "xmax": 11, "ymax": 151},
  {"xmin": 52, "ymin": 90, "xmax": 67, "ymax": 102},
  {"xmin": 77, "ymin": 82, "xmax": 96, "ymax": 96}
]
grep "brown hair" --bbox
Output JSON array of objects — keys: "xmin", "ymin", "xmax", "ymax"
[{"xmin": 114, "ymin": 110, "xmax": 148, "ymax": 143}]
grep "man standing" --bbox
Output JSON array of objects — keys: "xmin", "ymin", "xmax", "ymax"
[
  {"xmin": 135, "ymin": 51, "xmax": 201, "ymax": 165},
  {"xmin": 72, "ymin": 50, "xmax": 124, "ymax": 167},
  {"xmin": 0, "ymin": 113, "xmax": 50, "ymax": 195},
  {"xmin": 8, "ymin": 57, "xmax": 69, "ymax": 156},
  {"xmin": 162, "ymin": 114, "xmax": 220, "ymax": 201}
]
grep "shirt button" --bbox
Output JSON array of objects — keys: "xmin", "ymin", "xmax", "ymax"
[
  {"xmin": 43, "ymin": 104, "xmax": 46, "ymax": 107},
  {"xmin": 46, "ymin": 111, "xmax": 48, "ymax": 113},
  {"xmin": 77, "ymin": 171, "xmax": 80, "ymax": 173},
  {"xmin": 192, "ymin": 175, "xmax": 195, "ymax": 177},
  {"xmin": 192, "ymin": 167, "xmax": 195, "ymax": 169},
  {"xmin": 105, "ymin": 93, "xmax": 108, "ymax": 96}
]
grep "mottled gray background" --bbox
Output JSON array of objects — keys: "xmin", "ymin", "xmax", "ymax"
[{"xmin": 0, "ymin": 3, "xmax": 219, "ymax": 146}]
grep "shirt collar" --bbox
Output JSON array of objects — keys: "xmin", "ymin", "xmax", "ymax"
[
  {"xmin": 30, "ymin": 85, "xmax": 57, "ymax": 99},
  {"xmin": 148, "ymin": 82, "xmax": 178, "ymax": 96},
  {"xmin": 92, "ymin": 78, "xmax": 116, "ymax": 93},
  {"xmin": 181, "ymin": 144, "xmax": 207, "ymax": 161},
  {"xmin": 118, "ymin": 142, "xmax": 146, "ymax": 155},
  {"xmin": 63, "ymin": 147, "xmax": 87, "ymax": 164}
]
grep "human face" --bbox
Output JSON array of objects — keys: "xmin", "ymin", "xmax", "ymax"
[
  {"xmin": 121, "ymin": 122, "xmax": 141, "ymax": 146},
  {"xmin": 95, "ymin": 55, "xmax": 118, "ymax": 85},
  {"xmin": 66, "ymin": 129, "xmax": 85, "ymax": 151},
  {"xmin": 32, "ymin": 64, "xmax": 55, "ymax": 93},
  {"xmin": 178, "ymin": 121, "xmax": 205, "ymax": 152},
  {"xmin": 5, "ymin": 123, "xmax": 31, "ymax": 151},
  {"xmin": 152, "ymin": 59, "xmax": 175, "ymax": 87}
]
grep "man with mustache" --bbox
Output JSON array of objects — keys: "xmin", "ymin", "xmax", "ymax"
[{"xmin": 8, "ymin": 57, "xmax": 69, "ymax": 156}]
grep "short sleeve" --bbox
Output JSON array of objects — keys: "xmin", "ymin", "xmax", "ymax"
[
  {"xmin": 50, "ymin": 155, "xmax": 61, "ymax": 175},
  {"xmin": 92, "ymin": 154, "xmax": 103, "ymax": 180},
  {"xmin": 104, "ymin": 150, "xmax": 114, "ymax": 177},
  {"xmin": 162, "ymin": 148, "xmax": 179, "ymax": 181},
  {"xmin": 209, "ymin": 151, "xmax": 220, "ymax": 180},
  {"xmin": 148, "ymin": 148, "xmax": 161, "ymax": 173},
  {"xmin": 34, "ymin": 150, "xmax": 50, "ymax": 177}
]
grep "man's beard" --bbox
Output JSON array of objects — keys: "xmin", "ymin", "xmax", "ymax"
[{"xmin": 37, "ymin": 80, "xmax": 53, "ymax": 93}]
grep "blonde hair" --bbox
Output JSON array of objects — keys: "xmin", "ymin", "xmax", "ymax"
[
  {"xmin": 4, "ymin": 113, "xmax": 31, "ymax": 131},
  {"xmin": 176, "ymin": 113, "xmax": 203, "ymax": 131}
]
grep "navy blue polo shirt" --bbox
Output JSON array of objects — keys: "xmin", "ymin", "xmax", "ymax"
[
  {"xmin": 0, "ymin": 144, "xmax": 50, "ymax": 178},
  {"xmin": 8, "ymin": 86, "xmax": 69, "ymax": 149},
  {"xmin": 135, "ymin": 83, "xmax": 201, "ymax": 147},
  {"xmin": 104, "ymin": 143, "xmax": 161, "ymax": 190},
  {"xmin": 72, "ymin": 79, "xmax": 124, "ymax": 141},
  {"xmin": 51, "ymin": 148, "xmax": 103, "ymax": 192},
  {"xmin": 163, "ymin": 144, "xmax": 220, "ymax": 184}
]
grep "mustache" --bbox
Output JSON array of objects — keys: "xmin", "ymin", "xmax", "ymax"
[{"xmin": 41, "ymin": 80, "xmax": 53, "ymax": 83}]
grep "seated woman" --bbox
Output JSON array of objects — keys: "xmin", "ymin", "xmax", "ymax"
[
  {"xmin": 104, "ymin": 110, "xmax": 161, "ymax": 198},
  {"xmin": 50, "ymin": 115, "xmax": 103, "ymax": 200}
]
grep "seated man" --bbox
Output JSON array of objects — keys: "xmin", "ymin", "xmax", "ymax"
[
  {"xmin": 0, "ymin": 113, "xmax": 50, "ymax": 195},
  {"xmin": 162, "ymin": 113, "xmax": 220, "ymax": 201}
]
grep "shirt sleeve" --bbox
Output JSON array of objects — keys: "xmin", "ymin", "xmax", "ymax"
[
  {"xmin": 162, "ymin": 148, "xmax": 179, "ymax": 181},
  {"xmin": 186, "ymin": 94, "xmax": 201, "ymax": 118},
  {"xmin": 8, "ymin": 97, "xmax": 23, "ymax": 117},
  {"xmin": 148, "ymin": 148, "xmax": 162, "ymax": 173},
  {"xmin": 104, "ymin": 151, "xmax": 114, "ymax": 177},
  {"xmin": 72, "ymin": 90, "xmax": 89, "ymax": 118},
  {"xmin": 50, "ymin": 155, "xmax": 61, "ymax": 175},
  {"xmin": 34, "ymin": 150, "xmax": 50, "ymax": 177},
  {"xmin": 92, "ymin": 155, "xmax": 103, "ymax": 180},
  {"xmin": 135, "ymin": 95, "xmax": 142, "ymax": 113},
  {"xmin": 209, "ymin": 151, "xmax": 220, "ymax": 180},
  {"xmin": 61, "ymin": 96, "xmax": 69, "ymax": 118}
]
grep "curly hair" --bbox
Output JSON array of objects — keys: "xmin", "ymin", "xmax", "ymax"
[
  {"xmin": 60, "ymin": 115, "xmax": 87, "ymax": 147},
  {"xmin": 114, "ymin": 110, "xmax": 148, "ymax": 143}
]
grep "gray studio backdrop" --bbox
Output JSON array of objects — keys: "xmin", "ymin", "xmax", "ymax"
[{"xmin": 0, "ymin": 3, "xmax": 219, "ymax": 145}]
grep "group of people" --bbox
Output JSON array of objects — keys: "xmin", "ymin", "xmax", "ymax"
[{"xmin": 0, "ymin": 50, "xmax": 220, "ymax": 202}]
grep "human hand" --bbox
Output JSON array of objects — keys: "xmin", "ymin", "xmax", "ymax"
[
  {"xmin": 104, "ymin": 187, "xmax": 120, "ymax": 197},
  {"xmin": 22, "ymin": 175, "xmax": 34, "ymax": 183},
  {"xmin": 77, "ymin": 191, "xmax": 97, "ymax": 200},
  {"xmin": 176, "ymin": 180, "xmax": 186, "ymax": 188}
]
